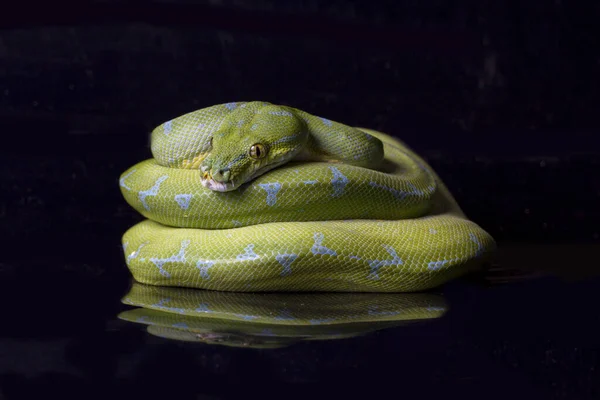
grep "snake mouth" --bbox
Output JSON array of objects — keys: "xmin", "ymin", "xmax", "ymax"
[
  {"xmin": 201, "ymin": 177, "xmax": 237, "ymax": 192},
  {"xmin": 201, "ymin": 171, "xmax": 237, "ymax": 192}
]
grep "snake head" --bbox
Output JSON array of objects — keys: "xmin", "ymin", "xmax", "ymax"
[{"xmin": 199, "ymin": 103, "xmax": 308, "ymax": 192}]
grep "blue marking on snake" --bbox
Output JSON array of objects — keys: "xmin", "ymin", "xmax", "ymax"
[
  {"xmin": 368, "ymin": 181, "xmax": 427, "ymax": 201},
  {"xmin": 163, "ymin": 120, "xmax": 172, "ymax": 135},
  {"xmin": 234, "ymin": 314, "xmax": 259, "ymax": 321},
  {"xmin": 139, "ymin": 175, "xmax": 169, "ymax": 210},
  {"xmin": 127, "ymin": 241, "xmax": 148, "ymax": 261},
  {"xmin": 172, "ymin": 322, "xmax": 189, "ymax": 328},
  {"xmin": 469, "ymin": 233, "xmax": 485, "ymax": 257},
  {"xmin": 311, "ymin": 233, "xmax": 337, "ymax": 256},
  {"xmin": 196, "ymin": 259, "xmax": 215, "ymax": 279},
  {"xmin": 367, "ymin": 305, "xmax": 401, "ymax": 316},
  {"xmin": 195, "ymin": 303, "xmax": 211, "ymax": 313},
  {"xmin": 272, "ymin": 133, "xmax": 301, "ymax": 145},
  {"xmin": 225, "ymin": 102, "xmax": 238, "ymax": 110},
  {"xmin": 149, "ymin": 239, "xmax": 190, "ymax": 278},
  {"xmin": 174, "ymin": 194, "xmax": 193, "ymax": 210},
  {"xmin": 366, "ymin": 245, "xmax": 403, "ymax": 280},
  {"xmin": 320, "ymin": 117, "xmax": 333, "ymax": 126},
  {"xmin": 119, "ymin": 169, "xmax": 136, "ymax": 191},
  {"xmin": 310, "ymin": 318, "xmax": 335, "ymax": 325},
  {"xmin": 226, "ymin": 153, "xmax": 247, "ymax": 169},
  {"xmin": 329, "ymin": 167, "xmax": 348, "ymax": 197},
  {"xmin": 258, "ymin": 182, "xmax": 282, "ymax": 206},
  {"xmin": 152, "ymin": 298, "xmax": 186, "ymax": 314},
  {"xmin": 274, "ymin": 309, "xmax": 295, "ymax": 320},
  {"xmin": 276, "ymin": 254, "xmax": 298, "ymax": 276},
  {"xmin": 427, "ymin": 306, "xmax": 445, "ymax": 312},
  {"xmin": 268, "ymin": 110, "xmax": 293, "ymax": 117},
  {"xmin": 237, "ymin": 244, "xmax": 259, "ymax": 260},
  {"xmin": 427, "ymin": 260, "xmax": 449, "ymax": 271}
]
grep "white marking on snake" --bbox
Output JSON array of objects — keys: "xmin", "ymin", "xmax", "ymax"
[
  {"xmin": 329, "ymin": 167, "xmax": 348, "ymax": 197},
  {"xmin": 139, "ymin": 175, "xmax": 169, "ymax": 211},
  {"xmin": 122, "ymin": 242, "xmax": 128, "ymax": 252},
  {"xmin": 152, "ymin": 298, "xmax": 186, "ymax": 314},
  {"xmin": 196, "ymin": 259, "xmax": 215, "ymax": 280},
  {"xmin": 303, "ymin": 180, "xmax": 319, "ymax": 185},
  {"xmin": 366, "ymin": 245, "xmax": 403, "ymax": 280},
  {"xmin": 225, "ymin": 102, "xmax": 238, "ymax": 110},
  {"xmin": 119, "ymin": 169, "xmax": 136, "ymax": 191},
  {"xmin": 429, "ymin": 228, "xmax": 438, "ymax": 234},
  {"xmin": 127, "ymin": 241, "xmax": 148, "ymax": 261},
  {"xmin": 237, "ymin": 244, "xmax": 259, "ymax": 260},
  {"xmin": 258, "ymin": 183, "xmax": 282, "ymax": 206},
  {"xmin": 311, "ymin": 233, "xmax": 337, "ymax": 256},
  {"xmin": 195, "ymin": 303, "xmax": 211, "ymax": 313},
  {"xmin": 174, "ymin": 194, "xmax": 193, "ymax": 210},
  {"xmin": 237, "ymin": 119, "xmax": 245, "ymax": 127},
  {"xmin": 275, "ymin": 254, "xmax": 298, "ymax": 276},
  {"xmin": 163, "ymin": 120, "xmax": 172, "ymax": 135},
  {"xmin": 149, "ymin": 239, "xmax": 190, "ymax": 278},
  {"xmin": 172, "ymin": 322, "xmax": 189, "ymax": 328},
  {"xmin": 136, "ymin": 316, "xmax": 149, "ymax": 322}
]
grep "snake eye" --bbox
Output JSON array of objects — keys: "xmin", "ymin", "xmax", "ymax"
[{"xmin": 249, "ymin": 143, "xmax": 267, "ymax": 159}]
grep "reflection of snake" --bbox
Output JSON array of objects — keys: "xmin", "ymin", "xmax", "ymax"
[
  {"xmin": 119, "ymin": 101, "xmax": 495, "ymax": 292},
  {"xmin": 119, "ymin": 283, "xmax": 447, "ymax": 348}
]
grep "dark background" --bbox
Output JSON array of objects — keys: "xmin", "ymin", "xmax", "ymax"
[{"xmin": 1, "ymin": 1, "xmax": 599, "ymax": 399}]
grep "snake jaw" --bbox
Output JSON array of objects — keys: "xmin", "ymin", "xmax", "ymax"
[{"xmin": 201, "ymin": 175, "xmax": 237, "ymax": 192}]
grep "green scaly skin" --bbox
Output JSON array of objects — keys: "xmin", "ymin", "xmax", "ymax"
[
  {"xmin": 119, "ymin": 101, "xmax": 496, "ymax": 292},
  {"xmin": 118, "ymin": 283, "xmax": 447, "ymax": 347}
]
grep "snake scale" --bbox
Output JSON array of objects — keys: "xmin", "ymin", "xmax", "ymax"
[{"xmin": 119, "ymin": 101, "xmax": 495, "ymax": 292}]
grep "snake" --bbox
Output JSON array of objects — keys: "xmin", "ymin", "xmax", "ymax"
[
  {"xmin": 119, "ymin": 282, "xmax": 447, "ymax": 347},
  {"xmin": 119, "ymin": 101, "xmax": 496, "ymax": 292}
]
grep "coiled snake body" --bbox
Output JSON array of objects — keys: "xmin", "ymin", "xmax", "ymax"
[{"xmin": 119, "ymin": 101, "xmax": 495, "ymax": 292}]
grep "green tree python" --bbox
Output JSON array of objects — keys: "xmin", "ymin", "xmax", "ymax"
[{"xmin": 119, "ymin": 101, "xmax": 495, "ymax": 292}]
